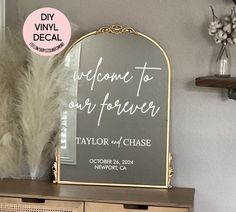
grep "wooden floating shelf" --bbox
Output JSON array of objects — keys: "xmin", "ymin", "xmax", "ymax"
[
  {"xmin": 195, "ymin": 76, "xmax": 236, "ymax": 100},
  {"xmin": 195, "ymin": 76, "xmax": 236, "ymax": 88}
]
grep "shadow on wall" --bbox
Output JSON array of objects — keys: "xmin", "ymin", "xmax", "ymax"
[
  {"xmin": 225, "ymin": 0, "xmax": 236, "ymax": 5},
  {"xmin": 229, "ymin": 0, "xmax": 236, "ymax": 4},
  {"xmin": 186, "ymin": 78, "xmax": 229, "ymax": 101}
]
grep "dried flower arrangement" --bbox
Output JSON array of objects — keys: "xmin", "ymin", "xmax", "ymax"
[{"xmin": 208, "ymin": 6, "xmax": 236, "ymax": 45}]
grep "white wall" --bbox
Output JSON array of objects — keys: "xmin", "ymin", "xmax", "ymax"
[{"xmin": 8, "ymin": 0, "xmax": 236, "ymax": 211}]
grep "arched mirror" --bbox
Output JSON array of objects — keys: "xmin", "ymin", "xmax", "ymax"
[{"xmin": 54, "ymin": 24, "xmax": 172, "ymax": 188}]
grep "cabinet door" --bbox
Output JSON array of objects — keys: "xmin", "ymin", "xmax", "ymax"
[
  {"xmin": 0, "ymin": 197, "xmax": 83, "ymax": 212},
  {"xmin": 85, "ymin": 202, "xmax": 189, "ymax": 212}
]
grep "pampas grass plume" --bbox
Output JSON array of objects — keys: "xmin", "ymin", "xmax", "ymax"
[
  {"xmin": 0, "ymin": 29, "xmax": 26, "ymax": 178},
  {"xmin": 18, "ymin": 52, "xmax": 71, "ymax": 179}
]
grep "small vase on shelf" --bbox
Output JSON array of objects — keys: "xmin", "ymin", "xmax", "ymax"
[
  {"xmin": 208, "ymin": 6, "xmax": 236, "ymax": 78},
  {"xmin": 215, "ymin": 43, "xmax": 231, "ymax": 77}
]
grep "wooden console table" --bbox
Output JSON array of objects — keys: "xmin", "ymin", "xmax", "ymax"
[{"xmin": 0, "ymin": 180, "xmax": 194, "ymax": 212}]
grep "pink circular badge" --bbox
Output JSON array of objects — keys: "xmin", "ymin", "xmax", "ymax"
[{"xmin": 23, "ymin": 7, "xmax": 71, "ymax": 56}]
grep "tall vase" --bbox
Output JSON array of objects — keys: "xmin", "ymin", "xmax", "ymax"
[{"xmin": 215, "ymin": 43, "xmax": 231, "ymax": 77}]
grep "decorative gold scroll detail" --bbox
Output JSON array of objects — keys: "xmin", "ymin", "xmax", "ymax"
[
  {"xmin": 53, "ymin": 154, "xmax": 58, "ymax": 183},
  {"xmin": 168, "ymin": 152, "xmax": 174, "ymax": 188},
  {"xmin": 96, "ymin": 24, "xmax": 137, "ymax": 35}
]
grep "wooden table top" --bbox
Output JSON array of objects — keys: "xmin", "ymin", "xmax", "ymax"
[{"xmin": 0, "ymin": 179, "xmax": 194, "ymax": 208}]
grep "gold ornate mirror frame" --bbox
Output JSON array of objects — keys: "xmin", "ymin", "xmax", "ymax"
[{"xmin": 53, "ymin": 24, "xmax": 173, "ymax": 188}]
